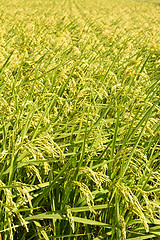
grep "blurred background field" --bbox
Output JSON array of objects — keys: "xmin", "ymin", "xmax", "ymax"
[{"xmin": 0, "ymin": 0, "xmax": 159, "ymax": 239}]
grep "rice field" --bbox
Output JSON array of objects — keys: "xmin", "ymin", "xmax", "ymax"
[{"xmin": 0, "ymin": 0, "xmax": 160, "ymax": 239}]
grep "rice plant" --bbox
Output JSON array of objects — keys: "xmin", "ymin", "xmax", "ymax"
[{"xmin": 0, "ymin": 0, "xmax": 159, "ymax": 239}]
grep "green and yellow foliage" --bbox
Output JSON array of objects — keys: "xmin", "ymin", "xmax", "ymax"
[{"xmin": 0, "ymin": 0, "xmax": 159, "ymax": 239}]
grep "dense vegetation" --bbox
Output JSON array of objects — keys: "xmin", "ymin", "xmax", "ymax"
[{"xmin": 0, "ymin": 0, "xmax": 159, "ymax": 239}]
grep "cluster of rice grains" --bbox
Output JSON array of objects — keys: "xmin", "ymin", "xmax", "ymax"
[{"xmin": 0, "ymin": 0, "xmax": 159, "ymax": 239}]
